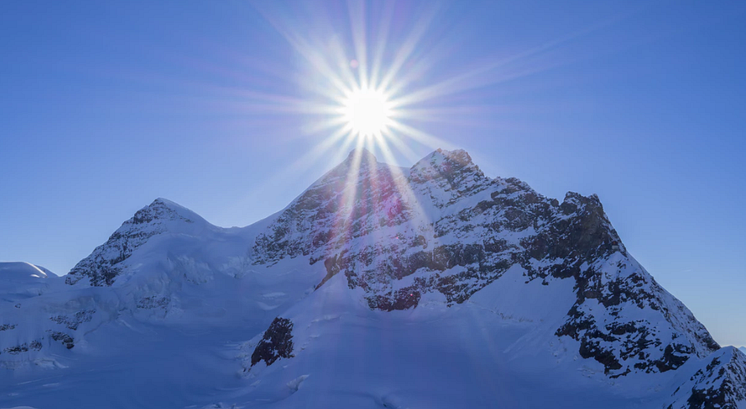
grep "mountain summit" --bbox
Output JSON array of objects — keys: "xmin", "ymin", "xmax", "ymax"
[{"xmin": 1, "ymin": 149, "xmax": 743, "ymax": 409}]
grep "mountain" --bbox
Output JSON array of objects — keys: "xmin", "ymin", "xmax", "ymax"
[
  {"xmin": 0, "ymin": 262, "xmax": 59, "ymax": 303},
  {"xmin": 1, "ymin": 149, "xmax": 744, "ymax": 409}
]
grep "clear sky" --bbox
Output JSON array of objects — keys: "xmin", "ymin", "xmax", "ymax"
[{"xmin": 1, "ymin": 1, "xmax": 744, "ymax": 347}]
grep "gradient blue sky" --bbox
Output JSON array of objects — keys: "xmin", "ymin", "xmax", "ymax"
[{"xmin": 1, "ymin": 1, "xmax": 744, "ymax": 347}]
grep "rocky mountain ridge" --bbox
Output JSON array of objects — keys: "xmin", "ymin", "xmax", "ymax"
[
  {"xmin": 250, "ymin": 149, "xmax": 719, "ymax": 379},
  {"xmin": 1, "ymin": 148, "xmax": 744, "ymax": 409}
]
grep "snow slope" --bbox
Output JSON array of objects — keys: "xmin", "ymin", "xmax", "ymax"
[
  {"xmin": 0, "ymin": 262, "xmax": 59, "ymax": 303},
  {"xmin": 0, "ymin": 149, "xmax": 743, "ymax": 409}
]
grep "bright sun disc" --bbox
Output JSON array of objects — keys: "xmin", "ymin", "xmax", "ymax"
[{"xmin": 343, "ymin": 89, "xmax": 391, "ymax": 137}]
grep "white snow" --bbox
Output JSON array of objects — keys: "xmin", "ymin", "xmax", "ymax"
[{"xmin": 0, "ymin": 150, "xmax": 741, "ymax": 409}]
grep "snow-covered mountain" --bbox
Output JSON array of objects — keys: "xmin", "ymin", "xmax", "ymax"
[
  {"xmin": 1, "ymin": 149, "xmax": 744, "ymax": 409},
  {"xmin": 0, "ymin": 262, "xmax": 59, "ymax": 304}
]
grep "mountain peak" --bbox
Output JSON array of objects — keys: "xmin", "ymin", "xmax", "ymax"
[
  {"xmin": 151, "ymin": 197, "xmax": 178, "ymax": 208},
  {"xmin": 344, "ymin": 147, "xmax": 378, "ymax": 164},
  {"xmin": 433, "ymin": 148, "xmax": 473, "ymax": 164},
  {"xmin": 410, "ymin": 148, "xmax": 484, "ymax": 186},
  {"xmin": 140, "ymin": 198, "xmax": 203, "ymax": 225},
  {"xmin": 309, "ymin": 148, "xmax": 387, "ymax": 192},
  {"xmin": 418, "ymin": 148, "xmax": 477, "ymax": 169},
  {"xmin": 338, "ymin": 147, "xmax": 380, "ymax": 173},
  {"xmin": 65, "ymin": 198, "xmax": 206, "ymax": 286}
]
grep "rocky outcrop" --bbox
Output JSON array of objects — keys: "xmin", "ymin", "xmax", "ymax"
[
  {"xmin": 50, "ymin": 309, "xmax": 95, "ymax": 331},
  {"xmin": 49, "ymin": 331, "xmax": 75, "ymax": 349},
  {"xmin": 250, "ymin": 317, "xmax": 294, "ymax": 368},
  {"xmin": 667, "ymin": 347, "xmax": 746, "ymax": 409},
  {"xmin": 136, "ymin": 296, "xmax": 170, "ymax": 310},
  {"xmin": 3, "ymin": 340, "xmax": 42, "ymax": 355}
]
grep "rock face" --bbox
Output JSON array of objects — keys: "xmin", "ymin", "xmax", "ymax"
[
  {"xmin": 49, "ymin": 309, "xmax": 95, "ymax": 331},
  {"xmin": 668, "ymin": 347, "xmax": 746, "ymax": 409},
  {"xmin": 251, "ymin": 149, "xmax": 720, "ymax": 378},
  {"xmin": 65, "ymin": 198, "xmax": 196, "ymax": 286},
  {"xmin": 250, "ymin": 317, "xmax": 294, "ymax": 368}
]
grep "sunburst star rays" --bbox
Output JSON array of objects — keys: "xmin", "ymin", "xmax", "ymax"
[{"xmin": 226, "ymin": 1, "xmax": 622, "ymax": 231}]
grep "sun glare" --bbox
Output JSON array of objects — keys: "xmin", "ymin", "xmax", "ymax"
[
  {"xmin": 252, "ymin": 1, "xmax": 471, "ymax": 172},
  {"xmin": 343, "ymin": 89, "xmax": 391, "ymax": 137}
]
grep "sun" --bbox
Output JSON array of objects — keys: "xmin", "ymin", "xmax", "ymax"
[{"xmin": 342, "ymin": 88, "xmax": 391, "ymax": 137}]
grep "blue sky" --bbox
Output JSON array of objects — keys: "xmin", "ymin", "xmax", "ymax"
[{"xmin": 1, "ymin": 1, "xmax": 744, "ymax": 347}]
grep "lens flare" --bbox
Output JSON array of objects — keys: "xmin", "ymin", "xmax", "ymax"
[
  {"xmin": 342, "ymin": 88, "xmax": 391, "ymax": 137},
  {"xmin": 242, "ymin": 0, "xmax": 583, "ymax": 194}
]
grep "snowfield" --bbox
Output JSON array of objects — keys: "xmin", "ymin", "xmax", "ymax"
[{"xmin": 1, "ymin": 149, "xmax": 744, "ymax": 409}]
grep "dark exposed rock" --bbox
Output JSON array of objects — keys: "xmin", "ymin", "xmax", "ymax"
[
  {"xmin": 667, "ymin": 348, "xmax": 746, "ymax": 409},
  {"xmin": 367, "ymin": 288, "xmax": 421, "ymax": 311},
  {"xmin": 579, "ymin": 337, "xmax": 622, "ymax": 374},
  {"xmin": 50, "ymin": 309, "xmax": 95, "ymax": 331},
  {"xmin": 656, "ymin": 344, "xmax": 694, "ymax": 373},
  {"xmin": 315, "ymin": 252, "xmax": 346, "ymax": 290},
  {"xmin": 4, "ymin": 344, "xmax": 28, "ymax": 355},
  {"xmin": 49, "ymin": 331, "xmax": 75, "ymax": 349},
  {"xmin": 137, "ymin": 296, "xmax": 170, "ymax": 309},
  {"xmin": 0, "ymin": 324, "xmax": 16, "ymax": 331},
  {"xmin": 555, "ymin": 293, "xmax": 700, "ymax": 376},
  {"xmin": 335, "ymin": 241, "xmax": 511, "ymax": 309},
  {"xmin": 250, "ymin": 317, "xmax": 294, "ymax": 367},
  {"xmin": 4, "ymin": 340, "xmax": 41, "ymax": 355}
]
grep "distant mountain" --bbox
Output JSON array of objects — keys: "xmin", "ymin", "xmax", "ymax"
[
  {"xmin": 0, "ymin": 262, "xmax": 60, "ymax": 303},
  {"xmin": 0, "ymin": 261, "xmax": 55, "ymax": 280},
  {"xmin": 1, "ymin": 149, "xmax": 743, "ymax": 409}
]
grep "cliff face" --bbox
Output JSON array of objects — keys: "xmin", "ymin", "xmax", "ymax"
[{"xmin": 251, "ymin": 148, "xmax": 719, "ymax": 378}]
